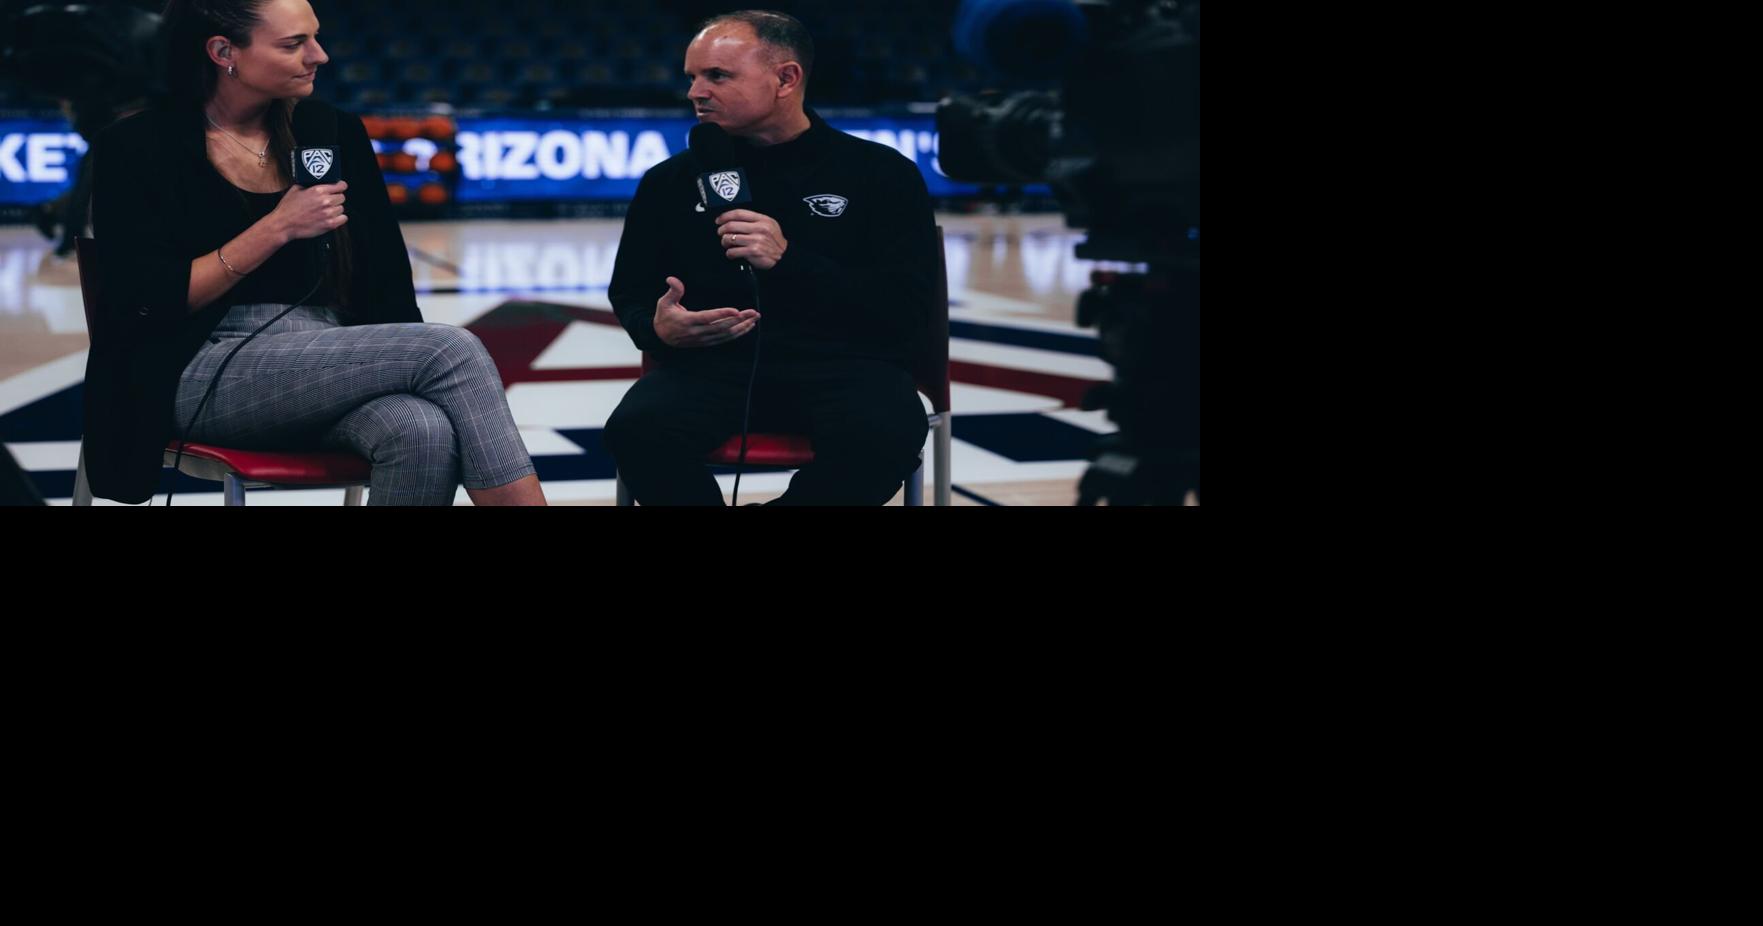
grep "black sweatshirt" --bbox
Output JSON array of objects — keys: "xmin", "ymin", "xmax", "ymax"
[{"xmin": 608, "ymin": 109, "xmax": 940, "ymax": 370}]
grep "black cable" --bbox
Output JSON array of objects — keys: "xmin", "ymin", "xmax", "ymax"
[
  {"xmin": 162, "ymin": 264, "xmax": 325, "ymax": 506},
  {"xmin": 730, "ymin": 264, "xmax": 763, "ymax": 507}
]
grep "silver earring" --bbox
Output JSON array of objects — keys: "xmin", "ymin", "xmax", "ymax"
[{"xmin": 228, "ymin": 63, "xmax": 238, "ymax": 78}]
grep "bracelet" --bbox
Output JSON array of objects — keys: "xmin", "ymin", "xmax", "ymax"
[{"xmin": 217, "ymin": 247, "xmax": 247, "ymax": 277}]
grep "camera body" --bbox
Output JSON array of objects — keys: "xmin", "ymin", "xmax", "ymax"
[{"xmin": 938, "ymin": 0, "xmax": 1201, "ymax": 504}]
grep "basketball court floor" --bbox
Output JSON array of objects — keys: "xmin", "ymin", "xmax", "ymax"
[{"xmin": 1, "ymin": 211, "xmax": 1130, "ymax": 505}]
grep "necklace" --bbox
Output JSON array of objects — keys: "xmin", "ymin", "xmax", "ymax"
[{"xmin": 204, "ymin": 111, "xmax": 268, "ymax": 168}]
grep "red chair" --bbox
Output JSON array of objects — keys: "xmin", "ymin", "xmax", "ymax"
[
  {"xmin": 70, "ymin": 237, "xmax": 370, "ymax": 506},
  {"xmin": 615, "ymin": 228, "xmax": 952, "ymax": 506}
]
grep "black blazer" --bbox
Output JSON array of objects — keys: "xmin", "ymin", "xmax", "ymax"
[{"xmin": 82, "ymin": 99, "xmax": 422, "ymax": 503}]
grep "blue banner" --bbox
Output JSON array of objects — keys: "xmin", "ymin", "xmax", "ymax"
[
  {"xmin": 453, "ymin": 114, "xmax": 996, "ymax": 202},
  {"xmin": 2, "ymin": 112, "xmax": 1017, "ymax": 207},
  {"xmin": 454, "ymin": 116, "xmax": 688, "ymax": 202},
  {"xmin": 0, "ymin": 122, "xmax": 88, "ymax": 205}
]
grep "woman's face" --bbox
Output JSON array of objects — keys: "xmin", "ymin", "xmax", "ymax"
[{"xmin": 223, "ymin": 0, "xmax": 329, "ymax": 101}]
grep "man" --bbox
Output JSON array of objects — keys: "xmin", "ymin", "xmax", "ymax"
[{"xmin": 603, "ymin": 10, "xmax": 939, "ymax": 505}]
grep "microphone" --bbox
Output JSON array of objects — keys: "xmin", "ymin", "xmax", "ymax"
[
  {"xmin": 290, "ymin": 143, "xmax": 340, "ymax": 187},
  {"xmin": 291, "ymin": 113, "xmax": 342, "ymax": 252},
  {"xmin": 689, "ymin": 122, "xmax": 754, "ymax": 272},
  {"xmin": 689, "ymin": 122, "xmax": 751, "ymax": 212}
]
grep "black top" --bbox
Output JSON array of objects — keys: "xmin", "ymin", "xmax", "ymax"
[
  {"xmin": 81, "ymin": 99, "xmax": 421, "ymax": 503},
  {"xmin": 229, "ymin": 189, "xmax": 338, "ymax": 307},
  {"xmin": 608, "ymin": 110, "xmax": 940, "ymax": 370}
]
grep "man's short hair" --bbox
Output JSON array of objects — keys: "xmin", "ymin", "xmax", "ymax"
[{"xmin": 696, "ymin": 9, "xmax": 815, "ymax": 82}]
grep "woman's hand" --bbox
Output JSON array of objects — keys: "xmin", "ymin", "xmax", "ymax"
[{"xmin": 270, "ymin": 181, "xmax": 349, "ymax": 242}]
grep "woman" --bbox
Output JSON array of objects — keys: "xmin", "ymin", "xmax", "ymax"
[{"xmin": 83, "ymin": 0, "xmax": 545, "ymax": 505}]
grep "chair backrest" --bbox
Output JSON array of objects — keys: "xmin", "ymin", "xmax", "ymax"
[
  {"xmin": 74, "ymin": 237, "xmax": 100, "ymax": 337},
  {"xmin": 640, "ymin": 225, "xmax": 951, "ymax": 415}
]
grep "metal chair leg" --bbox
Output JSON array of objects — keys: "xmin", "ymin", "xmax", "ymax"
[
  {"xmin": 73, "ymin": 442, "xmax": 93, "ymax": 506},
  {"xmin": 905, "ymin": 455, "xmax": 924, "ymax": 506},
  {"xmin": 934, "ymin": 415, "xmax": 952, "ymax": 506}
]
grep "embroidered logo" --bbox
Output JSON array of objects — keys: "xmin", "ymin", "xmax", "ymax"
[
  {"xmin": 803, "ymin": 194, "xmax": 849, "ymax": 217},
  {"xmin": 302, "ymin": 149, "xmax": 334, "ymax": 180}
]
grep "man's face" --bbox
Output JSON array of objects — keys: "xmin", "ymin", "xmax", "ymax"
[{"xmin": 684, "ymin": 24, "xmax": 785, "ymax": 137}]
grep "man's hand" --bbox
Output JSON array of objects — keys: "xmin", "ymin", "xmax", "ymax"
[
  {"xmin": 652, "ymin": 276, "xmax": 760, "ymax": 347},
  {"xmin": 715, "ymin": 209, "xmax": 788, "ymax": 270}
]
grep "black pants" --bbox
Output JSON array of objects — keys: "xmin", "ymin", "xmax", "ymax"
[{"xmin": 604, "ymin": 356, "xmax": 928, "ymax": 506}]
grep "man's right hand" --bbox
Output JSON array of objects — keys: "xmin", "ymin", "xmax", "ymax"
[{"xmin": 652, "ymin": 276, "xmax": 759, "ymax": 348}]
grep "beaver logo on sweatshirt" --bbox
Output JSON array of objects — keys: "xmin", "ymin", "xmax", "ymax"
[{"xmin": 803, "ymin": 195, "xmax": 849, "ymax": 217}]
